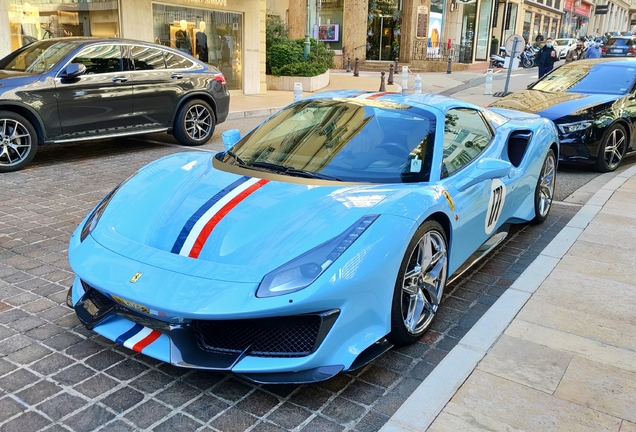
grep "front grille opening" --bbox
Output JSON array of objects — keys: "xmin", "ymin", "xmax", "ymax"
[
  {"xmin": 193, "ymin": 315, "xmax": 323, "ymax": 358},
  {"xmin": 80, "ymin": 280, "xmax": 115, "ymax": 309}
]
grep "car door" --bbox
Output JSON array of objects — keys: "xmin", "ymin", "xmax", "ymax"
[
  {"xmin": 55, "ymin": 44, "xmax": 133, "ymax": 137},
  {"xmin": 436, "ymin": 107, "xmax": 510, "ymax": 269},
  {"xmin": 128, "ymin": 46, "xmax": 195, "ymax": 128}
]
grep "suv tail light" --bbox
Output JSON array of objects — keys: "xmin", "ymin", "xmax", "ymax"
[
  {"xmin": 601, "ymin": 45, "xmax": 607, "ymax": 53},
  {"xmin": 628, "ymin": 47, "xmax": 635, "ymax": 55},
  {"xmin": 214, "ymin": 74, "xmax": 226, "ymax": 85}
]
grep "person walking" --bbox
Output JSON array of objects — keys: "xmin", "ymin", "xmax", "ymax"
[
  {"xmin": 536, "ymin": 37, "xmax": 557, "ymax": 79},
  {"xmin": 586, "ymin": 41, "xmax": 603, "ymax": 58},
  {"xmin": 565, "ymin": 40, "xmax": 586, "ymax": 62},
  {"xmin": 535, "ymin": 33, "xmax": 544, "ymax": 43}
]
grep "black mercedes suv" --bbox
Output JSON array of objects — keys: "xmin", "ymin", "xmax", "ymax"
[{"xmin": 0, "ymin": 37, "xmax": 230, "ymax": 172}]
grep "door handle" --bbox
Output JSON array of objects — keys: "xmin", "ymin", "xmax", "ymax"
[
  {"xmin": 171, "ymin": 73, "xmax": 184, "ymax": 79},
  {"xmin": 112, "ymin": 76, "xmax": 128, "ymax": 83}
]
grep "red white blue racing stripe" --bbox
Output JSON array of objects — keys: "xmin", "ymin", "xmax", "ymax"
[
  {"xmin": 116, "ymin": 323, "xmax": 162, "ymax": 353},
  {"xmin": 171, "ymin": 176, "xmax": 269, "ymax": 258}
]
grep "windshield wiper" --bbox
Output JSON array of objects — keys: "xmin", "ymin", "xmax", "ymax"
[
  {"xmin": 248, "ymin": 161, "xmax": 343, "ymax": 181},
  {"xmin": 225, "ymin": 150, "xmax": 246, "ymax": 166}
]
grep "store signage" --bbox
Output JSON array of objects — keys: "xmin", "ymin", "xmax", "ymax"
[
  {"xmin": 416, "ymin": 6, "xmax": 428, "ymax": 39},
  {"xmin": 493, "ymin": 1, "xmax": 499, "ymax": 28},
  {"xmin": 564, "ymin": 0, "xmax": 590, "ymax": 17},
  {"xmin": 505, "ymin": 3, "xmax": 512, "ymax": 30},
  {"xmin": 595, "ymin": 4, "xmax": 608, "ymax": 14},
  {"xmin": 185, "ymin": 0, "xmax": 228, "ymax": 7}
]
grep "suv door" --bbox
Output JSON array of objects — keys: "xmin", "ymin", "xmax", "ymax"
[
  {"xmin": 128, "ymin": 46, "xmax": 195, "ymax": 128},
  {"xmin": 54, "ymin": 44, "xmax": 132, "ymax": 138}
]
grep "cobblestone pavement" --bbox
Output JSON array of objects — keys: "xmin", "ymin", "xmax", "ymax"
[{"xmin": 0, "ymin": 137, "xmax": 579, "ymax": 432}]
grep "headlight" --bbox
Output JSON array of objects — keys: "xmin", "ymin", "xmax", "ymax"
[
  {"xmin": 256, "ymin": 215, "xmax": 379, "ymax": 298},
  {"xmin": 79, "ymin": 177, "xmax": 131, "ymax": 242},
  {"xmin": 558, "ymin": 121, "xmax": 592, "ymax": 134}
]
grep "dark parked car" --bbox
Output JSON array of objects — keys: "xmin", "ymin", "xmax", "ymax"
[
  {"xmin": 0, "ymin": 37, "xmax": 230, "ymax": 173},
  {"xmin": 490, "ymin": 59, "xmax": 636, "ymax": 172},
  {"xmin": 602, "ymin": 36, "xmax": 636, "ymax": 57}
]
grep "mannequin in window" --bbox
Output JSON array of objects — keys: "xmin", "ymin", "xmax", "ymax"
[
  {"xmin": 195, "ymin": 21, "xmax": 208, "ymax": 63},
  {"xmin": 175, "ymin": 20, "xmax": 191, "ymax": 54},
  {"xmin": 221, "ymin": 36, "xmax": 231, "ymax": 67}
]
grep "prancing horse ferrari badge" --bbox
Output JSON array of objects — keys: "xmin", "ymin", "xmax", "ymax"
[{"xmin": 130, "ymin": 272, "xmax": 143, "ymax": 283}]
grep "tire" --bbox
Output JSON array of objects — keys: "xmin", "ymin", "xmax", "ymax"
[
  {"xmin": 173, "ymin": 99, "xmax": 216, "ymax": 146},
  {"xmin": 532, "ymin": 149, "xmax": 556, "ymax": 224},
  {"xmin": 522, "ymin": 56, "xmax": 533, "ymax": 68},
  {"xmin": 595, "ymin": 123, "xmax": 627, "ymax": 172},
  {"xmin": 0, "ymin": 111, "xmax": 38, "ymax": 173},
  {"xmin": 387, "ymin": 220, "xmax": 448, "ymax": 345}
]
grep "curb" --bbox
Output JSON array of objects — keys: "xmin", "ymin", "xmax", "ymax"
[
  {"xmin": 380, "ymin": 164, "xmax": 636, "ymax": 432},
  {"xmin": 227, "ymin": 107, "xmax": 283, "ymax": 121}
]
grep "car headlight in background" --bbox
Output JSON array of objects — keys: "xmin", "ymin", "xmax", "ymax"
[
  {"xmin": 256, "ymin": 215, "xmax": 379, "ymax": 298},
  {"xmin": 558, "ymin": 121, "xmax": 592, "ymax": 135}
]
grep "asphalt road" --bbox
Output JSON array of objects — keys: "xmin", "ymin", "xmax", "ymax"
[{"xmin": 135, "ymin": 115, "xmax": 636, "ymax": 203}]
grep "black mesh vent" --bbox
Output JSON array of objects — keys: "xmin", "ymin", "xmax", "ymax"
[
  {"xmin": 192, "ymin": 315, "xmax": 322, "ymax": 358},
  {"xmin": 508, "ymin": 131, "xmax": 532, "ymax": 167},
  {"xmin": 80, "ymin": 280, "xmax": 114, "ymax": 309}
]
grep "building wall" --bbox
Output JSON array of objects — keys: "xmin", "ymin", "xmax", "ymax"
[
  {"xmin": 266, "ymin": 0, "xmax": 289, "ymax": 21},
  {"xmin": 0, "ymin": 1, "xmax": 10, "ymax": 59}
]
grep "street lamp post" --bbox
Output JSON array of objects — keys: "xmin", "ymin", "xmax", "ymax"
[{"xmin": 304, "ymin": 0, "xmax": 311, "ymax": 59}]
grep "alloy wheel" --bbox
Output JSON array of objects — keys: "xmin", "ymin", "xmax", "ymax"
[
  {"xmin": 401, "ymin": 230, "xmax": 448, "ymax": 335},
  {"xmin": 604, "ymin": 127, "xmax": 626, "ymax": 171},
  {"xmin": 0, "ymin": 119, "xmax": 32, "ymax": 168},
  {"xmin": 538, "ymin": 151, "xmax": 556, "ymax": 218},
  {"xmin": 184, "ymin": 104, "xmax": 212, "ymax": 141}
]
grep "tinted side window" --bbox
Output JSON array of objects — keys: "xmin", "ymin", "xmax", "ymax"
[
  {"xmin": 72, "ymin": 45, "xmax": 123, "ymax": 75},
  {"xmin": 165, "ymin": 52, "xmax": 195, "ymax": 69},
  {"xmin": 131, "ymin": 46, "xmax": 166, "ymax": 70},
  {"xmin": 442, "ymin": 108, "xmax": 493, "ymax": 177}
]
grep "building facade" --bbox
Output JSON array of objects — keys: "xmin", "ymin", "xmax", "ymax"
[{"xmin": 0, "ymin": 0, "xmax": 267, "ymax": 94}]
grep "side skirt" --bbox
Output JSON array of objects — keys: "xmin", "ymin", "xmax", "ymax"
[{"xmin": 448, "ymin": 224, "xmax": 510, "ymax": 285}]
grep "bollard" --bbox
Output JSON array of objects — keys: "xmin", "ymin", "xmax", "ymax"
[
  {"xmin": 387, "ymin": 64, "xmax": 394, "ymax": 85},
  {"xmin": 353, "ymin": 57, "xmax": 359, "ymax": 77},
  {"xmin": 346, "ymin": 57, "xmax": 351, "ymax": 73},
  {"xmin": 379, "ymin": 71, "xmax": 386, "ymax": 92},
  {"xmin": 484, "ymin": 68, "xmax": 493, "ymax": 95},
  {"xmin": 446, "ymin": 57, "xmax": 452, "ymax": 74},
  {"xmin": 394, "ymin": 57, "xmax": 399, "ymax": 73},
  {"xmin": 293, "ymin": 82, "xmax": 302, "ymax": 102},
  {"xmin": 414, "ymin": 74, "xmax": 422, "ymax": 94},
  {"xmin": 401, "ymin": 66, "xmax": 409, "ymax": 91}
]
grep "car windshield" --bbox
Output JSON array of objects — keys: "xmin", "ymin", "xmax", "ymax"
[
  {"xmin": 0, "ymin": 40, "xmax": 78, "ymax": 73},
  {"xmin": 218, "ymin": 98, "xmax": 437, "ymax": 184},
  {"xmin": 607, "ymin": 38, "xmax": 633, "ymax": 46},
  {"xmin": 531, "ymin": 62, "xmax": 636, "ymax": 95}
]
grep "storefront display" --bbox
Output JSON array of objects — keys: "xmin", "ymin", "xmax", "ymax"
[
  {"xmin": 7, "ymin": 0, "xmax": 119, "ymax": 51},
  {"xmin": 475, "ymin": 0, "xmax": 493, "ymax": 60},
  {"xmin": 366, "ymin": 0, "xmax": 401, "ymax": 61},
  {"xmin": 152, "ymin": 3, "xmax": 243, "ymax": 90}
]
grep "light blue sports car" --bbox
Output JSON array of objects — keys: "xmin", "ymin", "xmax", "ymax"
[{"xmin": 67, "ymin": 91, "xmax": 559, "ymax": 384}]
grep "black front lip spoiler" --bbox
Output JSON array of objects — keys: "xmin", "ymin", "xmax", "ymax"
[{"xmin": 70, "ymin": 286, "xmax": 351, "ymax": 383}]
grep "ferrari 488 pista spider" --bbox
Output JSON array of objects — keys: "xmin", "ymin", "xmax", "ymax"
[{"xmin": 68, "ymin": 91, "xmax": 559, "ymax": 384}]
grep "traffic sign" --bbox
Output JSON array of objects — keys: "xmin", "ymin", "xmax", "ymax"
[{"xmin": 505, "ymin": 34, "xmax": 525, "ymax": 56}]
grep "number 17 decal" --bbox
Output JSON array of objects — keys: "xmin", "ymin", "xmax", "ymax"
[{"xmin": 485, "ymin": 179, "xmax": 506, "ymax": 235}]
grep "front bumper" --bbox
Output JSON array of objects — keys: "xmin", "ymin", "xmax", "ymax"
[
  {"xmin": 70, "ymin": 280, "xmax": 343, "ymax": 383},
  {"xmin": 557, "ymin": 128, "xmax": 601, "ymax": 165}
]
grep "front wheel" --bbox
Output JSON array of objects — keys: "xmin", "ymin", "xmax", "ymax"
[
  {"xmin": 173, "ymin": 99, "xmax": 216, "ymax": 146},
  {"xmin": 595, "ymin": 124, "xmax": 627, "ymax": 172},
  {"xmin": 0, "ymin": 111, "xmax": 38, "ymax": 173},
  {"xmin": 387, "ymin": 220, "xmax": 448, "ymax": 345},
  {"xmin": 522, "ymin": 56, "xmax": 533, "ymax": 68},
  {"xmin": 532, "ymin": 149, "xmax": 556, "ymax": 224}
]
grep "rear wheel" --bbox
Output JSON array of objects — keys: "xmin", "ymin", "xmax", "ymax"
[
  {"xmin": 532, "ymin": 149, "xmax": 556, "ymax": 224},
  {"xmin": 0, "ymin": 111, "xmax": 38, "ymax": 173},
  {"xmin": 173, "ymin": 99, "xmax": 216, "ymax": 146},
  {"xmin": 595, "ymin": 124, "xmax": 627, "ymax": 172},
  {"xmin": 522, "ymin": 56, "xmax": 533, "ymax": 68},
  {"xmin": 387, "ymin": 220, "xmax": 448, "ymax": 345}
]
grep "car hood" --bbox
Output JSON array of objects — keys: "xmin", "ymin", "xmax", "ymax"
[
  {"xmin": 0, "ymin": 70, "xmax": 41, "ymax": 86},
  {"xmin": 91, "ymin": 152, "xmax": 401, "ymax": 282},
  {"xmin": 490, "ymin": 90, "xmax": 619, "ymax": 120}
]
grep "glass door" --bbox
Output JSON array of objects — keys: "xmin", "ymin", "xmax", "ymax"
[{"xmin": 367, "ymin": 0, "xmax": 401, "ymax": 61}]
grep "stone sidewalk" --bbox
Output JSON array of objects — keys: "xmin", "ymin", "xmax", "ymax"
[{"xmin": 382, "ymin": 166, "xmax": 636, "ymax": 431}]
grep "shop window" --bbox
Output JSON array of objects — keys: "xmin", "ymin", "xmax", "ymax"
[
  {"xmin": 72, "ymin": 45, "xmax": 123, "ymax": 75},
  {"xmin": 152, "ymin": 3, "xmax": 243, "ymax": 90},
  {"xmin": 131, "ymin": 46, "xmax": 166, "ymax": 70},
  {"xmin": 8, "ymin": 1, "xmax": 120, "ymax": 52},
  {"xmin": 319, "ymin": 0, "xmax": 343, "ymax": 51}
]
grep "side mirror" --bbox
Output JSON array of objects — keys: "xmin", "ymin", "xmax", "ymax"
[
  {"xmin": 60, "ymin": 63, "xmax": 86, "ymax": 79},
  {"xmin": 456, "ymin": 158, "xmax": 512, "ymax": 191},
  {"xmin": 221, "ymin": 129, "xmax": 241, "ymax": 150}
]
